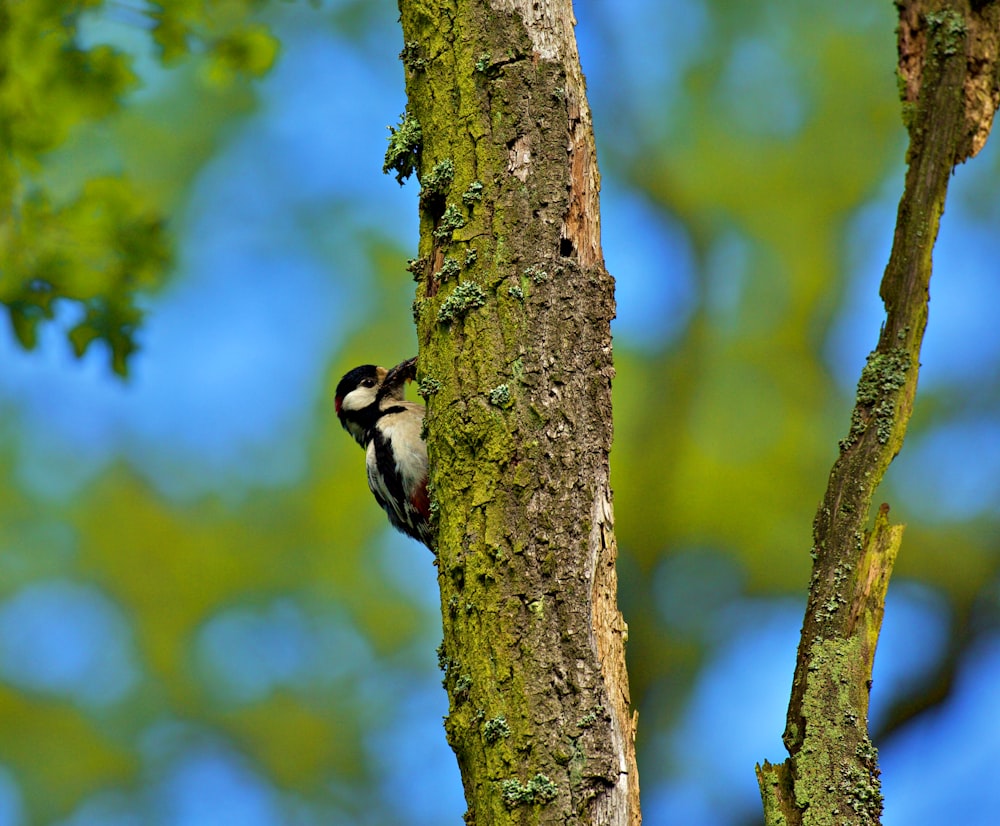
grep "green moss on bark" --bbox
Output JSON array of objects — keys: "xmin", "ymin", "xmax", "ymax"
[
  {"xmin": 398, "ymin": 0, "xmax": 635, "ymax": 821},
  {"xmin": 793, "ymin": 638, "xmax": 883, "ymax": 825}
]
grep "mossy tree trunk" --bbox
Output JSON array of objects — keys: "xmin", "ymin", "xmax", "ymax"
[
  {"xmin": 758, "ymin": 2, "xmax": 1000, "ymax": 824},
  {"xmin": 392, "ymin": 0, "xmax": 640, "ymax": 823}
]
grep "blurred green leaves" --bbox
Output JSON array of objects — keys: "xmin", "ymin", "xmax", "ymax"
[
  {"xmin": 149, "ymin": 1, "xmax": 279, "ymax": 77},
  {"xmin": 0, "ymin": 0, "xmax": 279, "ymax": 375},
  {"xmin": 597, "ymin": 0, "xmax": 1000, "ymax": 761},
  {"xmin": 204, "ymin": 25, "xmax": 280, "ymax": 85},
  {"xmin": 2, "ymin": 177, "xmax": 169, "ymax": 373}
]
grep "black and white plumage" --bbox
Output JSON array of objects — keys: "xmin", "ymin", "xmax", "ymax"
[{"xmin": 335, "ymin": 357, "xmax": 431, "ymax": 548}]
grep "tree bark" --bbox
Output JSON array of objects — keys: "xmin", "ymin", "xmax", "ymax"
[
  {"xmin": 758, "ymin": 2, "xmax": 1000, "ymax": 824},
  {"xmin": 394, "ymin": 0, "xmax": 640, "ymax": 823}
]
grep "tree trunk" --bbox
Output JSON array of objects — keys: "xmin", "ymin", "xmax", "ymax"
[
  {"xmin": 393, "ymin": 0, "xmax": 640, "ymax": 823},
  {"xmin": 758, "ymin": 2, "xmax": 1000, "ymax": 823}
]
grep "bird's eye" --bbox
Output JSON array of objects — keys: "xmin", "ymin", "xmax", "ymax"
[{"xmin": 361, "ymin": 378, "xmax": 376, "ymax": 388}]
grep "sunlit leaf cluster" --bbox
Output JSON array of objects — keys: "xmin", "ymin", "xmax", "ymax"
[{"xmin": 0, "ymin": 0, "xmax": 278, "ymax": 375}]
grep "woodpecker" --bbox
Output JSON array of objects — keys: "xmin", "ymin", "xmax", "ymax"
[{"xmin": 335, "ymin": 357, "xmax": 431, "ymax": 548}]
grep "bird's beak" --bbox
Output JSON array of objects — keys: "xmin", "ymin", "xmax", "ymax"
[
  {"xmin": 380, "ymin": 357, "xmax": 417, "ymax": 398},
  {"xmin": 385, "ymin": 357, "xmax": 417, "ymax": 387}
]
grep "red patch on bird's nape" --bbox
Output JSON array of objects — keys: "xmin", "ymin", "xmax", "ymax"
[
  {"xmin": 411, "ymin": 478, "xmax": 430, "ymax": 519},
  {"xmin": 335, "ymin": 396, "xmax": 343, "ymax": 415}
]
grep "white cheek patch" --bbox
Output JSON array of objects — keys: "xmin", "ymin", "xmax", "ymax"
[{"xmin": 341, "ymin": 385, "xmax": 378, "ymax": 411}]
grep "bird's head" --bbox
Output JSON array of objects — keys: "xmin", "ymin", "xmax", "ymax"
[
  {"xmin": 335, "ymin": 364, "xmax": 387, "ymax": 445},
  {"xmin": 335, "ymin": 357, "xmax": 418, "ymax": 446}
]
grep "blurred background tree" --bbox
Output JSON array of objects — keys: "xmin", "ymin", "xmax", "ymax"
[{"xmin": 0, "ymin": 1, "xmax": 997, "ymax": 825}]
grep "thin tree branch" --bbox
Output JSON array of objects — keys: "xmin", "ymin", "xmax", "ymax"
[{"xmin": 759, "ymin": 2, "xmax": 1000, "ymax": 823}]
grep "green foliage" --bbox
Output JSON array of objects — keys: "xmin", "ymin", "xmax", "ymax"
[
  {"xmin": 204, "ymin": 25, "xmax": 280, "ymax": 86},
  {"xmin": 0, "ymin": 0, "xmax": 278, "ymax": 375},
  {"xmin": 600, "ymin": 3, "xmax": 1000, "ymax": 770},
  {"xmin": 149, "ymin": 3, "xmax": 280, "ymax": 76},
  {"xmin": 1, "ymin": 177, "xmax": 169, "ymax": 372},
  {"xmin": 0, "ymin": 228, "xmax": 423, "ymax": 821},
  {"xmin": 611, "ymin": 1, "xmax": 905, "ymax": 583}
]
